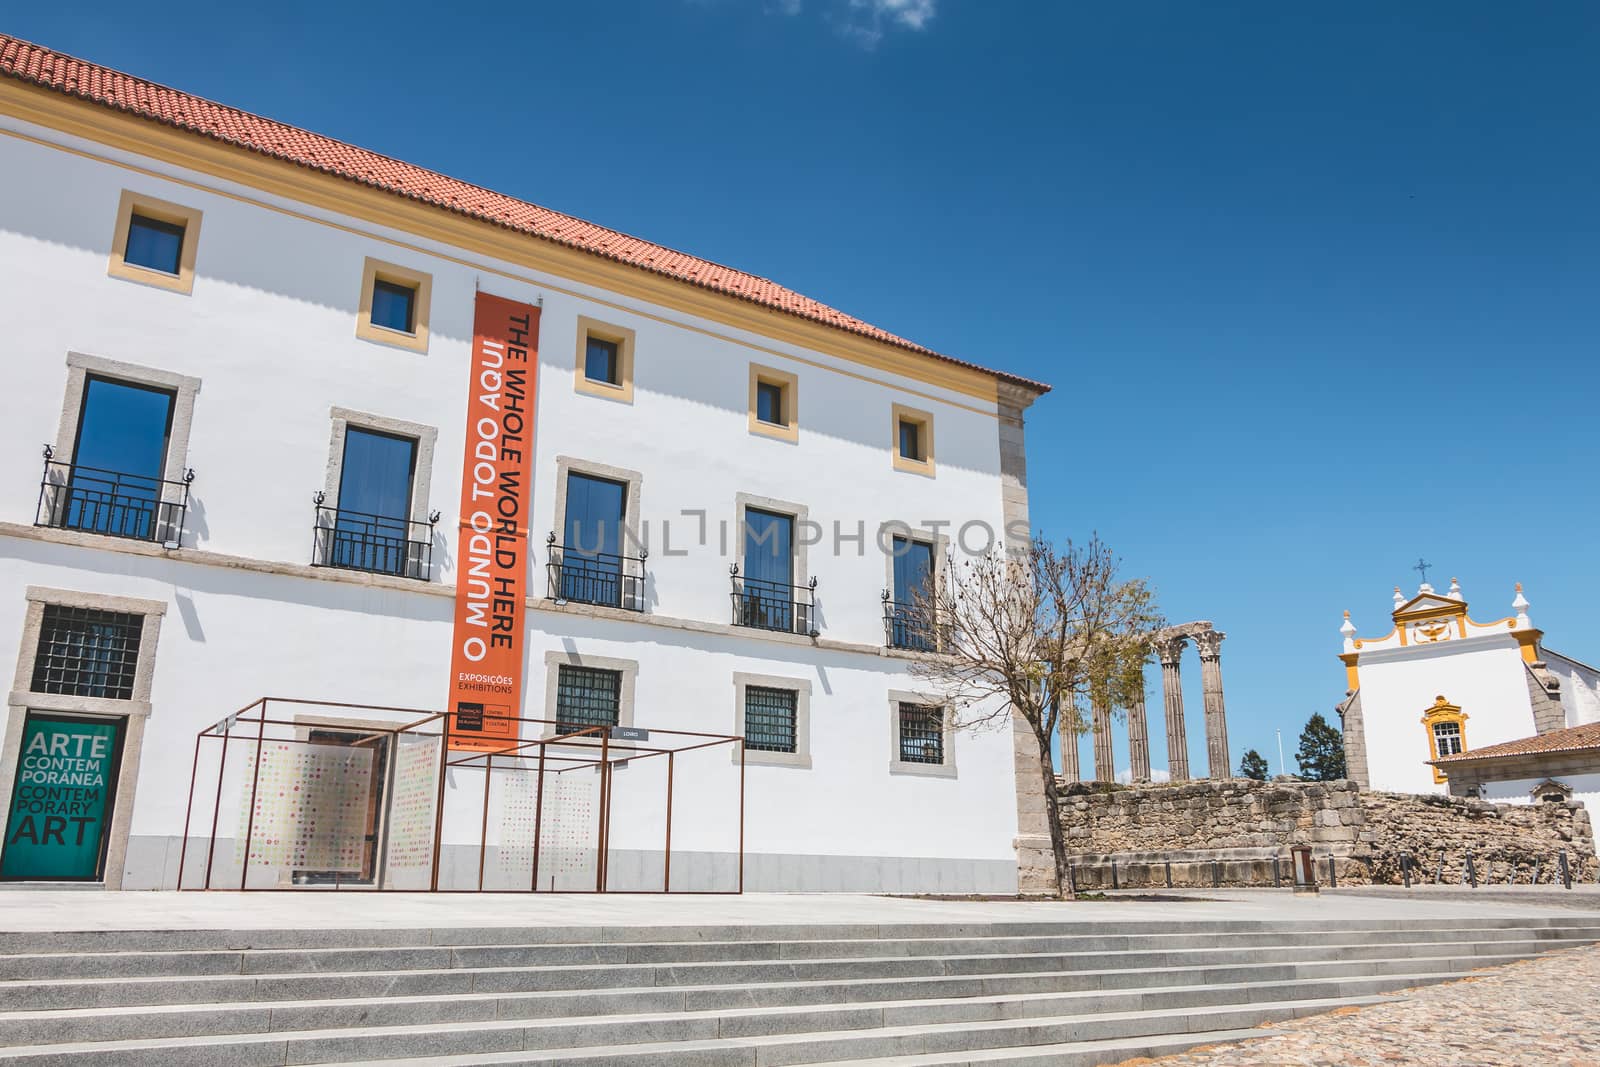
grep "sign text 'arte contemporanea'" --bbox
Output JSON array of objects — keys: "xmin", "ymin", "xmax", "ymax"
[{"xmin": 447, "ymin": 292, "xmax": 540, "ymax": 751}]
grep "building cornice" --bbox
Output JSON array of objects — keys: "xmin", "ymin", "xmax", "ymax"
[{"xmin": 0, "ymin": 77, "xmax": 1021, "ymax": 406}]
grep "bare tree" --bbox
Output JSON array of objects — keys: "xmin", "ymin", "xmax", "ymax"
[{"xmin": 908, "ymin": 534, "xmax": 1163, "ymax": 898}]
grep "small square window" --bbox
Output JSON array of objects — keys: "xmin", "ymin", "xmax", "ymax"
[
  {"xmin": 370, "ymin": 279, "xmax": 417, "ymax": 334},
  {"xmin": 890, "ymin": 404, "xmax": 936, "ymax": 475},
  {"xmin": 574, "ymin": 318, "xmax": 636, "ymax": 403},
  {"xmin": 585, "ymin": 337, "xmax": 620, "ymax": 385},
  {"xmin": 899, "ymin": 702, "xmax": 946, "ymax": 765},
  {"xmin": 31, "ymin": 604, "xmax": 144, "ymax": 701},
  {"xmin": 756, "ymin": 381, "xmax": 786, "ymax": 426},
  {"xmin": 745, "ymin": 686, "xmax": 798, "ymax": 754},
  {"xmin": 555, "ymin": 664, "xmax": 622, "ymax": 734},
  {"xmin": 107, "ymin": 190, "xmax": 203, "ymax": 294},
  {"xmin": 124, "ymin": 215, "xmax": 186, "ymax": 276},
  {"xmin": 356, "ymin": 258, "xmax": 432, "ymax": 353},
  {"xmin": 748, "ymin": 364, "xmax": 799, "ymax": 442}
]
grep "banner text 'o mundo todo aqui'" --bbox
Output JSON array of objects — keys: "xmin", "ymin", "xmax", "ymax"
[{"xmin": 447, "ymin": 292, "xmax": 540, "ymax": 751}]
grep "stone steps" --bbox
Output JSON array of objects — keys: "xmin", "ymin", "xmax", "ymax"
[{"xmin": 0, "ymin": 918, "xmax": 1588, "ymax": 1064}]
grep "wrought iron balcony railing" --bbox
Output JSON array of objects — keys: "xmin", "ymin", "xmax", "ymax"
[
  {"xmin": 311, "ymin": 496, "xmax": 437, "ymax": 581},
  {"xmin": 882, "ymin": 592, "xmax": 941, "ymax": 652},
  {"xmin": 546, "ymin": 533, "xmax": 647, "ymax": 611},
  {"xmin": 35, "ymin": 448, "xmax": 194, "ymax": 546},
  {"xmin": 730, "ymin": 565, "xmax": 818, "ymax": 637}
]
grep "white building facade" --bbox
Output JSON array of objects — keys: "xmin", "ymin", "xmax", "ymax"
[
  {"xmin": 0, "ymin": 38, "xmax": 1048, "ymax": 891},
  {"xmin": 1336, "ymin": 578, "xmax": 1600, "ymax": 802}
]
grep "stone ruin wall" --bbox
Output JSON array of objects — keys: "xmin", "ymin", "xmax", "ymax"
[{"xmin": 1058, "ymin": 777, "xmax": 1597, "ymax": 890}]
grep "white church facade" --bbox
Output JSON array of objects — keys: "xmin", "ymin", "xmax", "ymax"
[
  {"xmin": 0, "ymin": 37, "xmax": 1048, "ymax": 891},
  {"xmin": 1336, "ymin": 577, "xmax": 1600, "ymax": 833}
]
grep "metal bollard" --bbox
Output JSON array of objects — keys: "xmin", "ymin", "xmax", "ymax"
[
  {"xmin": 1533, "ymin": 858, "xmax": 1542, "ymax": 886},
  {"xmin": 1401, "ymin": 853, "xmax": 1412, "ymax": 888},
  {"xmin": 1326, "ymin": 855, "xmax": 1337, "ymax": 888},
  {"xmin": 1506, "ymin": 862, "xmax": 1515, "ymax": 886},
  {"xmin": 1560, "ymin": 851, "xmax": 1571, "ymax": 890},
  {"xmin": 1110, "ymin": 859, "xmax": 1119, "ymax": 891},
  {"xmin": 1165, "ymin": 860, "xmax": 1173, "ymax": 889},
  {"xmin": 1465, "ymin": 852, "xmax": 1477, "ymax": 888},
  {"xmin": 1434, "ymin": 850, "xmax": 1445, "ymax": 884},
  {"xmin": 1212, "ymin": 860, "xmax": 1221, "ymax": 888},
  {"xmin": 1272, "ymin": 856, "xmax": 1281, "ymax": 888}
]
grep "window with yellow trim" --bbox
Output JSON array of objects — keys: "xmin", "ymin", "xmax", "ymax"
[
  {"xmin": 891, "ymin": 403, "xmax": 935, "ymax": 475},
  {"xmin": 107, "ymin": 190, "xmax": 203, "ymax": 295},
  {"xmin": 574, "ymin": 316, "xmax": 636, "ymax": 403},
  {"xmin": 748, "ymin": 364, "xmax": 799, "ymax": 443},
  {"xmin": 356, "ymin": 257, "xmax": 432, "ymax": 353},
  {"xmin": 1421, "ymin": 696, "xmax": 1468, "ymax": 783}
]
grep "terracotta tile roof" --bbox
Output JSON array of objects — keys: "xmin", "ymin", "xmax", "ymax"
[
  {"xmin": 1432, "ymin": 721, "xmax": 1600, "ymax": 764},
  {"xmin": 0, "ymin": 35, "xmax": 1049, "ymax": 396}
]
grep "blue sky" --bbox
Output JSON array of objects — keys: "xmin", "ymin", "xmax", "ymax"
[{"xmin": 10, "ymin": 1, "xmax": 1597, "ymax": 777}]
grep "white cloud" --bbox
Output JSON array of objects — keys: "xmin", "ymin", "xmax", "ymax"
[
  {"xmin": 1115, "ymin": 768, "xmax": 1172, "ymax": 785},
  {"xmin": 740, "ymin": 0, "xmax": 938, "ymax": 48}
]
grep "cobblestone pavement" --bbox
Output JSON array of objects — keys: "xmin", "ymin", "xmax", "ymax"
[{"xmin": 1128, "ymin": 942, "xmax": 1600, "ymax": 1066}]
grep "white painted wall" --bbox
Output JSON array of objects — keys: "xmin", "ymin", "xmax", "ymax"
[
  {"xmin": 0, "ymin": 114, "xmax": 1027, "ymax": 891},
  {"xmin": 1544, "ymin": 650, "xmax": 1600, "ymax": 727},
  {"xmin": 1356, "ymin": 637, "xmax": 1538, "ymax": 795}
]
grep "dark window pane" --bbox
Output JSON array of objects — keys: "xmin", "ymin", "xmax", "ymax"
[
  {"xmin": 331, "ymin": 429, "xmax": 415, "ymax": 573},
  {"xmin": 31, "ymin": 605, "xmax": 143, "ymax": 700},
  {"xmin": 585, "ymin": 337, "xmax": 619, "ymax": 384},
  {"xmin": 898, "ymin": 419, "xmax": 921, "ymax": 460},
  {"xmin": 370, "ymin": 279, "xmax": 416, "ymax": 333},
  {"xmin": 899, "ymin": 703, "xmax": 944, "ymax": 765},
  {"xmin": 561, "ymin": 473, "xmax": 627, "ymax": 605},
  {"xmin": 65, "ymin": 377, "xmax": 175, "ymax": 540},
  {"xmin": 743, "ymin": 508, "xmax": 793, "ymax": 588},
  {"xmin": 124, "ymin": 214, "xmax": 184, "ymax": 275},
  {"xmin": 756, "ymin": 381, "xmax": 785, "ymax": 425},
  {"xmin": 555, "ymin": 665, "xmax": 621, "ymax": 733},
  {"xmin": 892, "ymin": 537, "xmax": 933, "ymax": 603},
  {"xmin": 745, "ymin": 687, "xmax": 797, "ymax": 753}
]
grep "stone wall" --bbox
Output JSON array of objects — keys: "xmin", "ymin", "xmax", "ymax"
[{"xmin": 1058, "ymin": 777, "xmax": 1597, "ymax": 890}]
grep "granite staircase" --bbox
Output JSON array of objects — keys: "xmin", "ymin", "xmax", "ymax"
[{"xmin": 0, "ymin": 915, "xmax": 1593, "ymax": 1065}]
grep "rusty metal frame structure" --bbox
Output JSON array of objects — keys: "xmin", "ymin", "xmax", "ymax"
[{"xmin": 177, "ymin": 697, "xmax": 746, "ymax": 893}]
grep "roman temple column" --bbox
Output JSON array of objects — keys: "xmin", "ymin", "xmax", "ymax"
[
  {"xmin": 1126, "ymin": 676, "xmax": 1152, "ymax": 782},
  {"xmin": 1194, "ymin": 629, "xmax": 1231, "ymax": 778},
  {"xmin": 1158, "ymin": 637, "xmax": 1191, "ymax": 782},
  {"xmin": 1057, "ymin": 713, "xmax": 1081, "ymax": 783},
  {"xmin": 1091, "ymin": 696, "xmax": 1114, "ymax": 782}
]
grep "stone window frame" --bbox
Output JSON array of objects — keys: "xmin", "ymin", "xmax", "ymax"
[
  {"xmin": 878, "ymin": 522, "xmax": 949, "ymax": 650},
  {"xmin": 734, "ymin": 492, "xmax": 811, "ymax": 589},
  {"xmin": 539, "ymin": 650, "xmax": 638, "ymax": 744},
  {"xmin": 890, "ymin": 402, "xmax": 937, "ymax": 477},
  {"xmin": 106, "ymin": 188, "xmax": 203, "ymax": 295},
  {"xmin": 732, "ymin": 672, "xmax": 813, "ymax": 769},
  {"xmin": 320, "ymin": 408, "xmax": 441, "ymax": 561},
  {"xmin": 887, "ymin": 688, "xmax": 957, "ymax": 779},
  {"xmin": 355, "ymin": 256, "xmax": 433, "ymax": 354},
  {"xmin": 573, "ymin": 316, "xmax": 636, "ymax": 404},
  {"xmin": 550, "ymin": 455, "xmax": 647, "ymax": 570},
  {"xmin": 748, "ymin": 363, "xmax": 800, "ymax": 444},
  {"xmin": 0, "ymin": 587, "xmax": 167, "ymax": 890},
  {"xmin": 50, "ymin": 353, "xmax": 203, "ymax": 546}
]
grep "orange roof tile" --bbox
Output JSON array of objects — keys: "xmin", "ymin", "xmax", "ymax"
[
  {"xmin": 0, "ymin": 35, "xmax": 1049, "ymax": 396},
  {"xmin": 1432, "ymin": 720, "xmax": 1600, "ymax": 764}
]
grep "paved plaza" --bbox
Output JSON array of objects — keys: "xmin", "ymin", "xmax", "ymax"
[{"xmin": 1138, "ymin": 938, "xmax": 1600, "ymax": 1066}]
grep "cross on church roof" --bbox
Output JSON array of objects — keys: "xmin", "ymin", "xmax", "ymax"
[{"xmin": 1413, "ymin": 557, "xmax": 1432, "ymax": 586}]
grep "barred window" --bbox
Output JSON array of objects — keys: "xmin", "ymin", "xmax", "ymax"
[
  {"xmin": 898, "ymin": 702, "xmax": 945, "ymax": 765},
  {"xmin": 555, "ymin": 665, "xmax": 621, "ymax": 734},
  {"xmin": 31, "ymin": 605, "xmax": 143, "ymax": 700},
  {"xmin": 744, "ymin": 686, "xmax": 797, "ymax": 753}
]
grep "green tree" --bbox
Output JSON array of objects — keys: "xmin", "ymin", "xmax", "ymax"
[
  {"xmin": 909, "ymin": 535, "xmax": 1164, "ymax": 898},
  {"xmin": 1238, "ymin": 748, "xmax": 1269, "ymax": 780},
  {"xmin": 1295, "ymin": 712, "xmax": 1347, "ymax": 781}
]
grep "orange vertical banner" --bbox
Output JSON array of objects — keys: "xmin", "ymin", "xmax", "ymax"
[{"xmin": 446, "ymin": 292, "xmax": 540, "ymax": 751}]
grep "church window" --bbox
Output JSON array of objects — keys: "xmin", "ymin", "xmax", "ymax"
[
  {"xmin": 1432, "ymin": 720, "xmax": 1462, "ymax": 757},
  {"xmin": 1420, "ymin": 695, "xmax": 1468, "ymax": 784}
]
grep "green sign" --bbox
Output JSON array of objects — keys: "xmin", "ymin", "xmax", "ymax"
[{"xmin": 2, "ymin": 716, "xmax": 122, "ymax": 881}]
